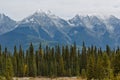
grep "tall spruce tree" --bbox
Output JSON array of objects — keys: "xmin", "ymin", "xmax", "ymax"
[
  {"xmin": 13, "ymin": 46, "xmax": 18, "ymax": 77},
  {"xmin": 81, "ymin": 42, "xmax": 87, "ymax": 71},
  {"xmin": 5, "ymin": 58, "xmax": 14, "ymax": 80},
  {"xmin": 17, "ymin": 45, "xmax": 24, "ymax": 77},
  {"xmin": 87, "ymin": 55, "xmax": 95, "ymax": 80},
  {"xmin": 28, "ymin": 43, "xmax": 37, "ymax": 77}
]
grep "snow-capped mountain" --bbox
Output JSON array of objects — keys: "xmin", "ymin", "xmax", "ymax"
[
  {"xmin": 17, "ymin": 11, "xmax": 71, "ymax": 43},
  {"xmin": 69, "ymin": 15, "xmax": 107, "ymax": 37},
  {"xmin": 68, "ymin": 15, "xmax": 119, "ymax": 47},
  {"xmin": 0, "ymin": 11, "xmax": 72, "ymax": 50},
  {"xmin": 0, "ymin": 11, "xmax": 120, "ymax": 50},
  {"xmin": 0, "ymin": 14, "xmax": 16, "ymax": 35}
]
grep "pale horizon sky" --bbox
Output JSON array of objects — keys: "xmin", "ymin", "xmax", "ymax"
[{"xmin": 0, "ymin": 0, "xmax": 120, "ymax": 21}]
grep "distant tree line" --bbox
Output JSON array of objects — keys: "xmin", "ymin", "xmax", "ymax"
[{"xmin": 0, "ymin": 42, "xmax": 120, "ymax": 80}]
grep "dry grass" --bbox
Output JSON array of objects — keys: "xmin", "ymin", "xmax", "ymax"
[{"xmin": 14, "ymin": 77, "xmax": 86, "ymax": 80}]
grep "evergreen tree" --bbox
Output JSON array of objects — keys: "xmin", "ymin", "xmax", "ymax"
[
  {"xmin": 17, "ymin": 45, "xmax": 24, "ymax": 77},
  {"xmin": 106, "ymin": 45, "xmax": 111, "ymax": 56},
  {"xmin": 81, "ymin": 42, "xmax": 87, "ymax": 71},
  {"xmin": 59, "ymin": 56, "xmax": 65, "ymax": 76},
  {"xmin": 28, "ymin": 43, "xmax": 37, "ymax": 77},
  {"xmin": 113, "ymin": 49, "xmax": 120, "ymax": 76},
  {"xmin": 64, "ymin": 45, "xmax": 70, "ymax": 76},
  {"xmin": 13, "ymin": 46, "xmax": 18, "ymax": 76},
  {"xmin": 87, "ymin": 55, "xmax": 95, "ymax": 80},
  {"xmin": 25, "ymin": 50, "xmax": 29, "ymax": 76},
  {"xmin": 5, "ymin": 58, "xmax": 14, "ymax": 80},
  {"xmin": 102, "ymin": 53, "xmax": 111, "ymax": 79},
  {"xmin": 36, "ymin": 43, "xmax": 43, "ymax": 76},
  {"xmin": 96, "ymin": 55, "xmax": 104, "ymax": 79}
]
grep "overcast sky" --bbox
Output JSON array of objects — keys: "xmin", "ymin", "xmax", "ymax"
[{"xmin": 0, "ymin": 0, "xmax": 120, "ymax": 21}]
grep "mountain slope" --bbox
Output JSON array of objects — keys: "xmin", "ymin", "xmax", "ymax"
[
  {"xmin": 0, "ymin": 11, "xmax": 72, "ymax": 50},
  {"xmin": 0, "ymin": 12, "xmax": 120, "ymax": 50},
  {"xmin": 68, "ymin": 15, "xmax": 119, "ymax": 48},
  {"xmin": 0, "ymin": 14, "xmax": 16, "ymax": 35}
]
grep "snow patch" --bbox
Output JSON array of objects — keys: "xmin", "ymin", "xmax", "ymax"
[{"xmin": 74, "ymin": 31, "xmax": 78, "ymax": 34}]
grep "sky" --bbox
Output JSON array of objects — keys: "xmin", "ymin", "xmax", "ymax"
[{"xmin": 0, "ymin": 0, "xmax": 120, "ymax": 21}]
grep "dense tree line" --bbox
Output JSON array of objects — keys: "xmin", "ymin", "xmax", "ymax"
[{"xmin": 0, "ymin": 42, "xmax": 120, "ymax": 80}]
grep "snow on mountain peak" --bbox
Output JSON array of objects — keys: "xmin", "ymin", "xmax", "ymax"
[
  {"xmin": 36, "ymin": 9, "xmax": 45, "ymax": 14},
  {"xmin": 33, "ymin": 10, "xmax": 59, "ymax": 19}
]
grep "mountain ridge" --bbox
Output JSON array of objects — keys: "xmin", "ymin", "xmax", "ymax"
[
  {"xmin": 0, "ymin": 11, "xmax": 120, "ymax": 50},
  {"xmin": 0, "ymin": 13, "xmax": 16, "ymax": 35}
]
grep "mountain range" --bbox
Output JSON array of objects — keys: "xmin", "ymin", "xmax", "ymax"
[{"xmin": 0, "ymin": 10, "xmax": 120, "ymax": 50}]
